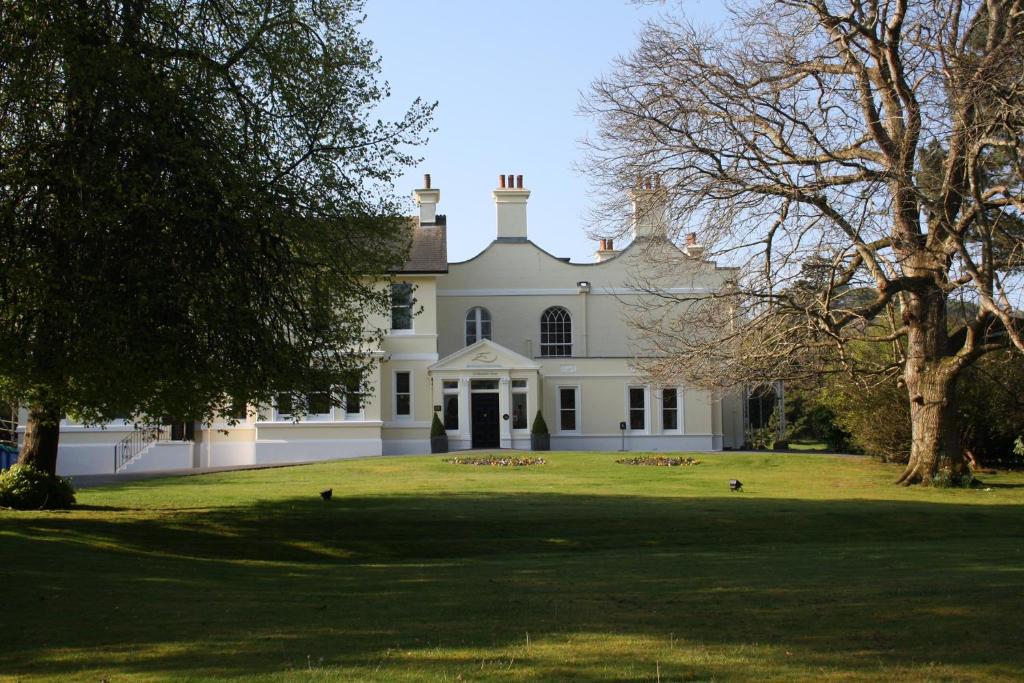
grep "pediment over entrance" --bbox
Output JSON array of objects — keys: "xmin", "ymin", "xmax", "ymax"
[{"xmin": 428, "ymin": 339, "xmax": 540, "ymax": 372}]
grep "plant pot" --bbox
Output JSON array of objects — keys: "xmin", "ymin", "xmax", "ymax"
[
  {"xmin": 430, "ymin": 435, "xmax": 448, "ymax": 454},
  {"xmin": 531, "ymin": 433, "xmax": 550, "ymax": 451}
]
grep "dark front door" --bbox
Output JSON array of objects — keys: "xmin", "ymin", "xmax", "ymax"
[{"xmin": 471, "ymin": 393, "xmax": 500, "ymax": 449}]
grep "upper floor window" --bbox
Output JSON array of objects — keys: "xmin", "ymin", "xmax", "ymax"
[
  {"xmin": 540, "ymin": 306, "xmax": 572, "ymax": 357},
  {"xmin": 465, "ymin": 307, "xmax": 492, "ymax": 346},
  {"xmin": 391, "ymin": 282, "xmax": 413, "ymax": 330}
]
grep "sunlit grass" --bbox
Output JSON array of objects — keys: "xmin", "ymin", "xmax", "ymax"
[{"xmin": 2, "ymin": 452, "xmax": 1023, "ymax": 681}]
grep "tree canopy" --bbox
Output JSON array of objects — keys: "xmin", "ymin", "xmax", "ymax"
[
  {"xmin": 0, "ymin": 0, "xmax": 434, "ymax": 473},
  {"xmin": 584, "ymin": 0, "xmax": 1023, "ymax": 484}
]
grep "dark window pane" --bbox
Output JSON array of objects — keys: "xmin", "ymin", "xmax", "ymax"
[
  {"xmin": 396, "ymin": 394, "xmax": 411, "ymax": 416},
  {"xmin": 308, "ymin": 390, "xmax": 332, "ymax": 415},
  {"xmin": 391, "ymin": 283, "xmax": 413, "ymax": 330},
  {"xmin": 629, "ymin": 388, "xmax": 645, "ymax": 430},
  {"xmin": 471, "ymin": 379, "xmax": 498, "ymax": 391},
  {"xmin": 663, "ymin": 388, "xmax": 677, "ymax": 410},
  {"xmin": 560, "ymin": 409, "xmax": 576, "ymax": 432},
  {"xmin": 277, "ymin": 393, "xmax": 293, "ymax": 416},
  {"xmin": 395, "ymin": 372, "xmax": 410, "ymax": 394},
  {"xmin": 512, "ymin": 393, "xmax": 527, "ymax": 429},
  {"xmin": 560, "ymin": 387, "xmax": 576, "ymax": 410},
  {"xmin": 662, "ymin": 388, "xmax": 677, "ymax": 430},
  {"xmin": 443, "ymin": 395, "xmax": 459, "ymax": 430}
]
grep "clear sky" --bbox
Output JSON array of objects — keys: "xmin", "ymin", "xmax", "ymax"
[{"xmin": 363, "ymin": 0, "xmax": 726, "ymax": 263}]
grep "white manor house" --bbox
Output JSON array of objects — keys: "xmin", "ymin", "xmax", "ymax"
[{"xmin": 24, "ymin": 174, "xmax": 750, "ymax": 476}]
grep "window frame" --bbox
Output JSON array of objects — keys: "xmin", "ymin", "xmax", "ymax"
[
  {"xmin": 556, "ymin": 385, "xmax": 581, "ymax": 435},
  {"xmin": 393, "ymin": 370, "xmax": 413, "ymax": 421},
  {"xmin": 660, "ymin": 387, "xmax": 683, "ymax": 434},
  {"xmin": 464, "ymin": 306, "xmax": 492, "ymax": 346},
  {"xmin": 511, "ymin": 379, "xmax": 528, "ymax": 431},
  {"xmin": 390, "ymin": 282, "xmax": 414, "ymax": 332},
  {"xmin": 442, "ymin": 380, "xmax": 459, "ymax": 431},
  {"xmin": 540, "ymin": 306, "xmax": 573, "ymax": 358},
  {"xmin": 625, "ymin": 385, "xmax": 650, "ymax": 434}
]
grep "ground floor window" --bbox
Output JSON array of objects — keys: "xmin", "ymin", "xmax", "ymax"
[
  {"xmin": 558, "ymin": 386, "xmax": 579, "ymax": 432},
  {"xmin": 395, "ymin": 371, "xmax": 412, "ymax": 418},
  {"xmin": 512, "ymin": 379, "xmax": 528, "ymax": 430},
  {"xmin": 442, "ymin": 380, "xmax": 459, "ymax": 430},
  {"xmin": 344, "ymin": 377, "xmax": 362, "ymax": 417},
  {"xmin": 628, "ymin": 386, "xmax": 646, "ymax": 431},
  {"xmin": 662, "ymin": 388, "xmax": 679, "ymax": 432}
]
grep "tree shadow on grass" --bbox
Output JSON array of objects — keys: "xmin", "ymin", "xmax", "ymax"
[{"xmin": 1, "ymin": 492, "xmax": 1023, "ymax": 681}]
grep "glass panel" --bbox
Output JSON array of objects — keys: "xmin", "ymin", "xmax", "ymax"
[
  {"xmin": 396, "ymin": 394, "xmax": 411, "ymax": 416},
  {"xmin": 481, "ymin": 320, "xmax": 491, "ymax": 339},
  {"xmin": 471, "ymin": 379, "xmax": 498, "ymax": 391},
  {"xmin": 443, "ymin": 395, "xmax": 458, "ymax": 430},
  {"xmin": 559, "ymin": 387, "xmax": 577, "ymax": 432},
  {"xmin": 662, "ymin": 388, "xmax": 677, "ymax": 430},
  {"xmin": 540, "ymin": 307, "xmax": 572, "ymax": 357},
  {"xmin": 465, "ymin": 320, "xmax": 476, "ymax": 345},
  {"xmin": 391, "ymin": 283, "xmax": 413, "ymax": 330},
  {"xmin": 443, "ymin": 380, "xmax": 458, "ymax": 391},
  {"xmin": 277, "ymin": 392, "xmax": 293, "ymax": 417},
  {"xmin": 395, "ymin": 372, "xmax": 410, "ymax": 394},
  {"xmin": 512, "ymin": 393, "xmax": 527, "ymax": 429},
  {"xmin": 308, "ymin": 390, "xmax": 332, "ymax": 416},
  {"xmin": 629, "ymin": 387, "xmax": 645, "ymax": 430},
  {"xmin": 512, "ymin": 379, "xmax": 527, "ymax": 389}
]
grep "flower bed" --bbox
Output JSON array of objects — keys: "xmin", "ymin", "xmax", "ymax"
[
  {"xmin": 616, "ymin": 456, "xmax": 701, "ymax": 467},
  {"xmin": 442, "ymin": 456, "xmax": 547, "ymax": 467}
]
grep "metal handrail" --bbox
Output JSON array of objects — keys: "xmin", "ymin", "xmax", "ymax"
[
  {"xmin": 114, "ymin": 425, "xmax": 166, "ymax": 473},
  {"xmin": 0, "ymin": 409, "xmax": 17, "ymax": 449}
]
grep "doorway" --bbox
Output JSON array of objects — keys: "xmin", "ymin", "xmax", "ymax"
[{"xmin": 471, "ymin": 393, "xmax": 500, "ymax": 448}]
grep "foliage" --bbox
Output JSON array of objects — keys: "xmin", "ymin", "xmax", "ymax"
[
  {"xmin": 430, "ymin": 413, "xmax": 446, "ymax": 438},
  {"xmin": 0, "ymin": 0, "xmax": 434, "ymax": 467},
  {"xmin": 0, "ymin": 463, "xmax": 75, "ymax": 510},
  {"xmin": 616, "ymin": 456, "xmax": 700, "ymax": 466},
  {"xmin": 441, "ymin": 456, "xmax": 546, "ymax": 467},
  {"xmin": 813, "ymin": 348, "xmax": 1024, "ymax": 467},
  {"xmin": 530, "ymin": 410, "xmax": 549, "ymax": 435}
]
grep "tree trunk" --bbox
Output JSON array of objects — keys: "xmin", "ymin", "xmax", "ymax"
[
  {"xmin": 896, "ymin": 285, "xmax": 968, "ymax": 486},
  {"xmin": 18, "ymin": 399, "xmax": 63, "ymax": 476}
]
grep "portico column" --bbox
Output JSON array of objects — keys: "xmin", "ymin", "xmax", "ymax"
[{"xmin": 499, "ymin": 376, "xmax": 512, "ymax": 449}]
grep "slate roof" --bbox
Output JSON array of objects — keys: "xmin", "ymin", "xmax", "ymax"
[{"xmin": 392, "ymin": 215, "xmax": 448, "ymax": 274}]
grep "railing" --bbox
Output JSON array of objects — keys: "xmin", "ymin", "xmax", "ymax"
[{"xmin": 114, "ymin": 425, "xmax": 167, "ymax": 473}]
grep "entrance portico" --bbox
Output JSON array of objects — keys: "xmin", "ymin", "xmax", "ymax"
[{"xmin": 428, "ymin": 339, "xmax": 540, "ymax": 450}]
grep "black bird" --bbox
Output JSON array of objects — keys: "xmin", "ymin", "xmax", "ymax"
[
  {"xmin": 320, "ymin": 488, "xmax": 333, "ymax": 501},
  {"xmin": 729, "ymin": 479, "xmax": 743, "ymax": 492}
]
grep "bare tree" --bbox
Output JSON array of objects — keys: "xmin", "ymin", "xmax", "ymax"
[{"xmin": 582, "ymin": 0, "xmax": 1023, "ymax": 484}]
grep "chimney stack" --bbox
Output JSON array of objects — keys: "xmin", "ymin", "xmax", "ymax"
[
  {"xmin": 594, "ymin": 237, "xmax": 619, "ymax": 262},
  {"xmin": 629, "ymin": 174, "xmax": 668, "ymax": 240},
  {"xmin": 493, "ymin": 172, "xmax": 530, "ymax": 240},
  {"xmin": 684, "ymin": 232, "xmax": 705, "ymax": 259},
  {"xmin": 412, "ymin": 174, "xmax": 440, "ymax": 225}
]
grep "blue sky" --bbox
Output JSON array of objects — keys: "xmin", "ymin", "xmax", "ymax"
[{"xmin": 363, "ymin": 0, "xmax": 726, "ymax": 263}]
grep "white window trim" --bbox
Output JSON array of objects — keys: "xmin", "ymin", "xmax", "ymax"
[
  {"xmin": 390, "ymin": 282, "xmax": 415, "ymax": 333},
  {"xmin": 441, "ymin": 381, "xmax": 460, "ymax": 433},
  {"xmin": 465, "ymin": 306, "xmax": 492, "ymax": 346},
  {"xmin": 540, "ymin": 306, "xmax": 574, "ymax": 358},
  {"xmin": 659, "ymin": 386, "xmax": 684, "ymax": 435},
  {"xmin": 556, "ymin": 385, "xmax": 581, "ymax": 435},
  {"xmin": 625, "ymin": 384, "xmax": 651, "ymax": 435},
  {"xmin": 393, "ymin": 370, "xmax": 413, "ymax": 421},
  {"xmin": 511, "ymin": 381, "xmax": 529, "ymax": 432},
  {"xmin": 275, "ymin": 392, "xmax": 334, "ymax": 422}
]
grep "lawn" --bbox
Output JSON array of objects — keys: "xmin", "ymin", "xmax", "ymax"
[{"xmin": 1, "ymin": 452, "xmax": 1023, "ymax": 682}]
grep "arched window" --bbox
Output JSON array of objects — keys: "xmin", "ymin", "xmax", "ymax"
[
  {"xmin": 465, "ymin": 307, "xmax": 492, "ymax": 345},
  {"xmin": 540, "ymin": 306, "xmax": 572, "ymax": 357}
]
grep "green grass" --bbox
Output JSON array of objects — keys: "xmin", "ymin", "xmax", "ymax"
[{"xmin": 2, "ymin": 452, "xmax": 1023, "ymax": 682}]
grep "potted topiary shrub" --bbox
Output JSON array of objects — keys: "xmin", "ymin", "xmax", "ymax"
[
  {"xmin": 430, "ymin": 413, "xmax": 448, "ymax": 454},
  {"xmin": 530, "ymin": 410, "xmax": 550, "ymax": 451}
]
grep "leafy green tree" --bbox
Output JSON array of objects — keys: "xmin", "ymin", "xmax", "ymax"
[{"xmin": 0, "ymin": 0, "xmax": 434, "ymax": 474}]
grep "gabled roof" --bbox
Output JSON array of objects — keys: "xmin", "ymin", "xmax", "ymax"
[
  {"xmin": 429, "ymin": 338, "xmax": 540, "ymax": 372},
  {"xmin": 391, "ymin": 216, "xmax": 448, "ymax": 274}
]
